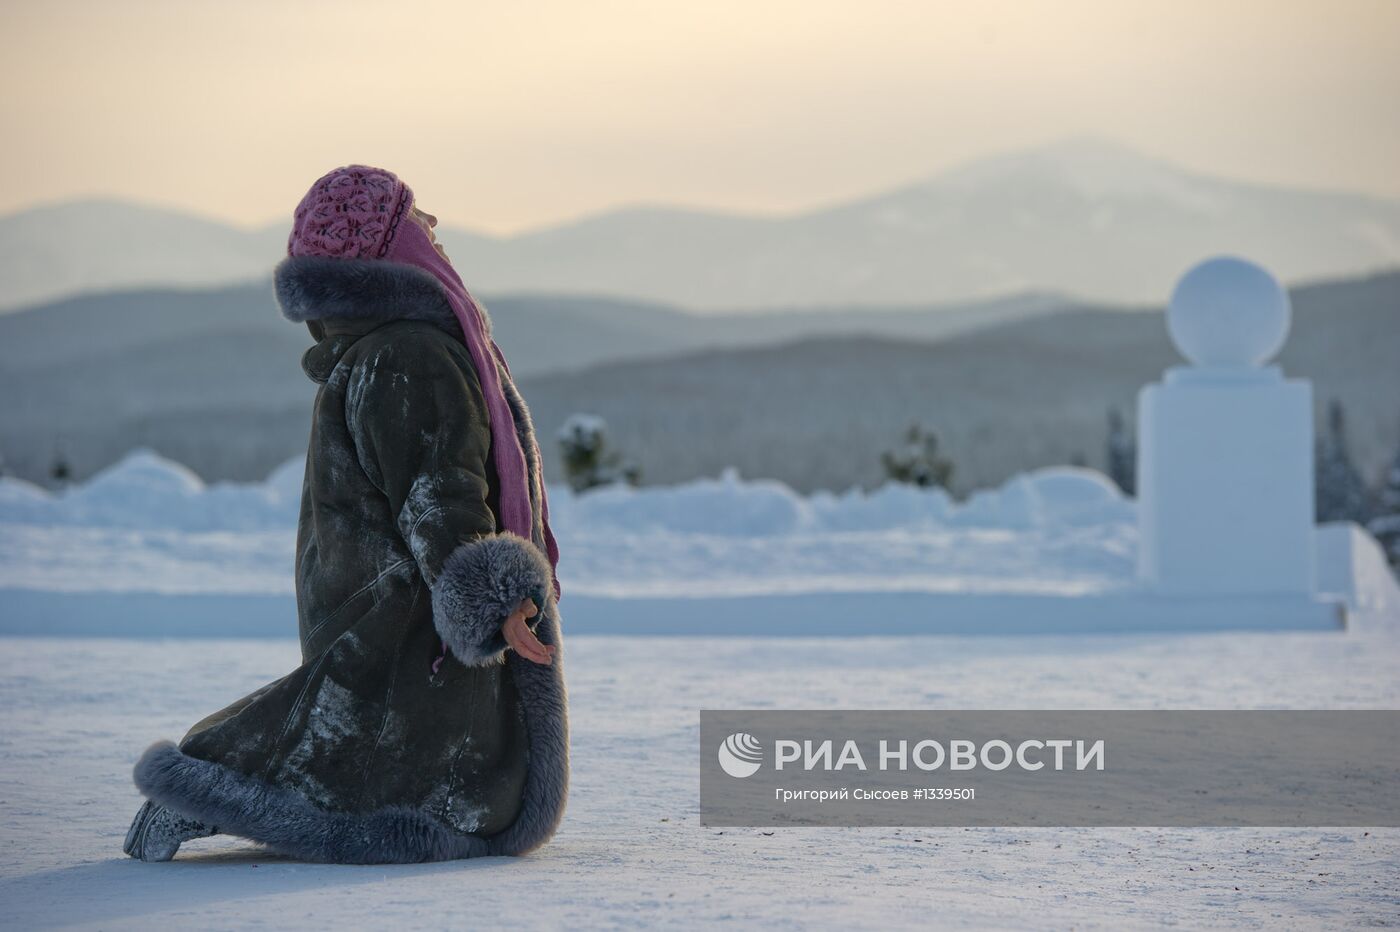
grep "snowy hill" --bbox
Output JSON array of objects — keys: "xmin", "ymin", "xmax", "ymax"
[
  {"xmin": 5, "ymin": 139, "xmax": 1400, "ymax": 312},
  {"xmin": 471, "ymin": 138, "xmax": 1400, "ymax": 311}
]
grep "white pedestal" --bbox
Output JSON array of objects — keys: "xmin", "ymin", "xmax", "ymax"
[{"xmin": 1137, "ymin": 365, "xmax": 1317, "ymax": 595}]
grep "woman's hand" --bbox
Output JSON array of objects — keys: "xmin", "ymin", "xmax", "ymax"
[{"xmin": 502, "ymin": 597, "xmax": 554, "ymax": 665}]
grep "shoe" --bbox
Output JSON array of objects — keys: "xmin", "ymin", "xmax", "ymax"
[{"xmin": 123, "ymin": 800, "xmax": 218, "ymax": 862}]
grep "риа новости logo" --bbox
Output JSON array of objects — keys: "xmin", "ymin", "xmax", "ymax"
[{"xmin": 718, "ymin": 733, "xmax": 763, "ymax": 778}]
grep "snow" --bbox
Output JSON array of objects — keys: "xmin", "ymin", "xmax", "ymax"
[
  {"xmin": 1166, "ymin": 257, "xmax": 1291, "ymax": 368},
  {"xmin": 937, "ymin": 138, "xmax": 1224, "ymax": 214},
  {"xmin": 557, "ymin": 412, "xmax": 609, "ymax": 442},
  {"xmin": 0, "ymin": 450, "xmax": 304, "ymax": 532},
  {"xmin": 1137, "ymin": 257, "xmax": 1338, "ymax": 628},
  {"xmin": 0, "ymin": 453, "xmax": 1130, "ymax": 538},
  {"xmin": 2, "ymin": 451, "xmax": 1398, "ymax": 926},
  {"xmin": 2, "ymin": 632, "xmax": 1398, "ymax": 929},
  {"xmin": 1, "ymin": 450, "xmax": 1395, "ymax": 637}
]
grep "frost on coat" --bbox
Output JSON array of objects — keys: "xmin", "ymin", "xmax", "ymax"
[{"xmin": 132, "ymin": 256, "xmax": 568, "ymax": 862}]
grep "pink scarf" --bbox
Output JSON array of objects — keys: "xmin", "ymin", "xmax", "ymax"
[{"xmin": 288, "ymin": 165, "xmax": 560, "ymax": 600}]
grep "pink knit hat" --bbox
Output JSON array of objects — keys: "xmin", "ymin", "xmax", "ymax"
[
  {"xmin": 287, "ymin": 165, "xmax": 412, "ymax": 259},
  {"xmin": 287, "ymin": 165, "xmax": 560, "ymax": 599}
]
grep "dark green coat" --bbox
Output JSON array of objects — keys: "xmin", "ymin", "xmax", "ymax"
[{"xmin": 134, "ymin": 256, "xmax": 568, "ymax": 863}]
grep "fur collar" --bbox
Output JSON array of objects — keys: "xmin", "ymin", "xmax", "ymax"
[{"xmin": 274, "ymin": 255, "xmax": 459, "ymax": 332}]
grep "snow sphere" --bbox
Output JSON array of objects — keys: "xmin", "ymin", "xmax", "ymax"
[{"xmin": 1167, "ymin": 257, "xmax": 1290, "ymax": 367}]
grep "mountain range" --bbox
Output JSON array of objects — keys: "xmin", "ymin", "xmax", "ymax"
[
  {"xmin": 2, "ymin": 269, "xmax": 1395, "ymax": 494},
  {"xmin": 4, "ymin": 138, "xmax": 1399, "ymax": 313}
]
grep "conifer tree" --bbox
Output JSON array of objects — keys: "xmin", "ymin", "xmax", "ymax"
[
  {"xmin": 881, "ymin": 423, "xmax": 954, "ymax": 491},
  {"xmin": 558, "ymin": 413, "xmax": 640, "ymax": 493},
  {"xmin": 1106, "ymin": 406, "xmax": 1136, "ymax": 496},
  {"xmin": 50, "ymin": 452, "xmax": 71, "ymax": 487},
  {"xmin": 1365, "ymin": 421, "xmax": 1400, "ymax": 570},
  {"xmin": 1314, "ymin": 400, "xmax": 1370, "ymax": 523}
]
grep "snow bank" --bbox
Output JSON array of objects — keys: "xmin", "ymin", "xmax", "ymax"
[
  {"xmin": 1316, "ymin": 522, "xmax": 1400, "ymax": 634},
  {"xmin": 1, "ymin": 450, "xmax": 1394, "ymax": 636},
  {"xmin": 0, "ymin": 450, "xmax": 304, "ymax": 532},
  {"xmin": 0, "ymin": 451, "xmax": 1133, "ymax": 536}
]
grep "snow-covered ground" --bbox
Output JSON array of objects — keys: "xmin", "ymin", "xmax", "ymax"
[
  {"xmin": 2, "ymin": 632, "xmax": 1399, "ymax": 929},
  {"xmin": 3, "ymin": 451, "xmax": 1396, "ymax": 637},
  {"xmin": 2, "ymin": 451, "xmax": 1398, "ymax": 927}
]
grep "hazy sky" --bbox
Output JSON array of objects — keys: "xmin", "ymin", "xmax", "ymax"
[{"xmin": 2, "ymin": 0, "xmax": 1397, "ymax": 233}]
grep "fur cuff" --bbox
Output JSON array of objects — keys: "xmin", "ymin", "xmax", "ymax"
[{"xmin": 431, "ymin": 532, "xmax": 554, "ymax": 667}]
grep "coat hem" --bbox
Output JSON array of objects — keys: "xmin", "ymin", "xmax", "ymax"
[
  {"xmin": 133, "ymin": 599, "xmax": 570, "ymax": 863},
  {"xmin": 134, "ymin": 741, "xmax": 490, "ymax": 864}
]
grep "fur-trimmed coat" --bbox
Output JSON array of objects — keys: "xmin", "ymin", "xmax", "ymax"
[{"xmin": 132, "ymin": 257, "xmax": 568, "ymax": 863}]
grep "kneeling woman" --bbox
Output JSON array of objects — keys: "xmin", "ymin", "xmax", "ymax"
[{"xmin": 125, "ymin": 165, "xmax": 568, "ymax": 863}]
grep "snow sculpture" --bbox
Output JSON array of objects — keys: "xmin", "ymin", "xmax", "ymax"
[{"xmin": 1137, "ymin": 257, "xmax": 1329, "ymax": 615}]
